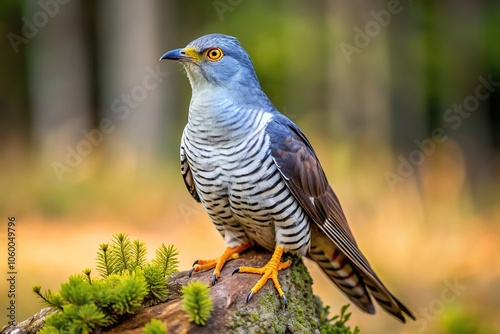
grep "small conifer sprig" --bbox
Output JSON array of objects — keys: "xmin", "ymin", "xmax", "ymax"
[
  {"xmin": 153, "ymin": 244, "xmax": 179, "ymax": 278},
  {"xmin": 33, "ymin": 233, "xmax": 178, "ymax": 333},
  {"xmin": 181, "ymin": 281, "xmax": 214, "ymax": 326},
  {"xmin": 143, "ymin": 319, "xmax": 167, "ymax": 334},
  {"xmin": 95, "ymin": 234, "xmax": 178, "ymax": 304},
  {"xmin": 33, "ymin": 272, "xmax": 147, "ymax": 333},
  {"xmin": 96, "ymin": 233, "xmax": 149, "ymax": 276},
  {"xmin": 96, "ymin": 243, "xmax": 115, "ymax": 277}
]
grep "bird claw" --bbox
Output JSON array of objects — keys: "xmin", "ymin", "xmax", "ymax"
[
  {"xmin": 188, "ymin": 260, "xmax": 199, "ymax": 278},
  {"xmin": 231, "ymin": 268, "xmax": 240, "ymax": 276},
  {"xmin": 246, "ymin": 291, "xmax": 254, "ymax": 303},
  {"xmin": 211, "ymin": 274, "xmax": 218, "ymax": 286},
  {"xmin": 281, "ymin": 294, "xmax": 288, "ymax": 309},
  {"xmin": 235, "ymin": 246, "xmax": 290, "ymax": 306}
]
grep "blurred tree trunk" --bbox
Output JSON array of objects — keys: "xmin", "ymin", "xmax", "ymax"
[
  {"xmin": 281, "ymin": 1, "xmax": 328, "ymax": 132},
  {"xmin": 421, "ymin": 1, "xmax": 490, "ymax": 196},
  {"xmin": 97, "ymin": 0, "xmax": 175, "ymax": 171},
  {"xmin": 325, "ymin": 1, "xmax": 391, "ymax": 146},
  {"xmin": 438, "ymin": 1, "xmax": 491, "ymax": 192},
  {"xmin": 388, "ymin": 2, "xmax": 426, "ymax": 153},
  {"xmin": 28, "ymin": 0, "xmax": 91, "ymax": 166},
  {"xmin": 484, "ymin": 2, "xmax": 500, "ymax": 184}
]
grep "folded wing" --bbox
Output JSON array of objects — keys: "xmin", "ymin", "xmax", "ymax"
[{"xmin": 266, "ymin": 114, "xmax": 415, "ymax": 323}]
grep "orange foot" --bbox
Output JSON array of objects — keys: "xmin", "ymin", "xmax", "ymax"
[
  {"xmin": 189, "ymin": 242, "xmax": 253, "ymax": 285},
  {"xmin": 232, "ymin": 245, "xmax": 291, "ymax": 308}
]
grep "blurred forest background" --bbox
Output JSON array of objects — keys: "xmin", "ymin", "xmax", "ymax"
[{"xmin": 1, "ymin": 0, "xmax": 499, "ymax": 333}]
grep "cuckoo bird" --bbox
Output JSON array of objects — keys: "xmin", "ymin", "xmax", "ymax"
[{"xmin": 160, "ymin": 34, "xmax": 415, "ymax": 323}]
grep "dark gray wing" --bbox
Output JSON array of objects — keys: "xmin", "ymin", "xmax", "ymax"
[
  {"xmin": 266, "ymin": 114, "xmax": 415, "ymax": 323},
  {"xmin": 180, "ymin": 144, "xmax": 200, "ymax": 202}
]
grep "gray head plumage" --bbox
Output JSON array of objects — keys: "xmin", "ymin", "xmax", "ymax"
[
  {"xmin": 161, "ymin": 34, "xmax": 274, "ymax": 109},
  {"xmin": 161, "ymin": 34, "xmax": 259, "ymax": 87}
]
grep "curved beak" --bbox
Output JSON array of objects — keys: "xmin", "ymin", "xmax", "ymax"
[
  {"xmin": 160, "ymin": 48, "xmax": 184, "ymax": 61},
  {"xmin": 160, "ymin": 47, "xmax": 200, "ymax": 62}
]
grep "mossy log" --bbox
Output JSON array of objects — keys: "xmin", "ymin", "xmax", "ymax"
[{"xmin": 2, "ymin": 248, "xmax": 324, "ymax": 334}]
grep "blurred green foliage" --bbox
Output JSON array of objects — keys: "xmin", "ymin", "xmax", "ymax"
[{"xmin": 439, "ymin": 304, "xmax": 494, "ymax": 334}]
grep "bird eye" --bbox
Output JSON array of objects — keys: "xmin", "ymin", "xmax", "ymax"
[{"xmin": 205, "ymin": 47, "xmax": 223, "ymax": 61}]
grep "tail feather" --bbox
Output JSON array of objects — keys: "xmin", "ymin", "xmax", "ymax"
[
  {"xmin": 309, "ymin": 244, "xmax": 375, "ymax": 314},
  {"xmin": 309, "ymin": 226, "xmax": 415, "ymax": 323},
  {"xmin": 359, "ymin": 271, "xmax": 415, "ymax": 322}
]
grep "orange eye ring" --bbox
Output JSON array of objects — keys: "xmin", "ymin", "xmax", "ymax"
[{"xmin": 205, "ymin": 47, "xmax": 224, "ymax": 61}]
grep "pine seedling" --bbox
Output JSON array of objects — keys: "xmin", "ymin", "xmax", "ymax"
[
  {"xmin": 59, "ymin": 274, "xmax": 92, "ymax": 306},
  {"xmin": 152, "ymin": 244, "xmax": 179, "ymax": 278},
  {"xmin": 32, "ymin": 286, "xmax": 64, "ymax": 310},
  {"xmin": 111, "ymin": 270, "xmax": 148, "ymax": 315},
  {"xmin": 83, "ymin": 268, "xmax": 92, "ymax": 284},
  {"xmin": 111, "ymin": 233, "xmax": 133, "ymax": 273},
  {"xmin": 34, "ymin": 233, "xmax": 179, "ymax": 333},
  {"xmin": 142, "ymin": 243, "xmax": 178, "ymax": 304},
  {"xmin": 40, "ymin": 303, "xmax": 112, "ymax": 334},
  {"xmin": 35, "ymin": 270, "xmax": 149, "ymax": 332},
  {"xmin": 181, "ymin": 281, "xmax": 213, "ymax": 326},
  {"xmin": 143, "ymin": 263, "xmax": 168, "ymax": 303},
  {"xmin": 143, "ymin": 319, "xmax": 167, "ymax": 334},
  {"xmin": 96, "ymin": 243, "xmax": 117, "ymax": 277},
  {"xmin": 132, "ymin": 239, "xmax": 148, "ymax": 270}
]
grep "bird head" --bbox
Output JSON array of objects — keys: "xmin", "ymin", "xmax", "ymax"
[{"xmin": 160, "ymin": 34, "xmax": 261, "ymax": 94}]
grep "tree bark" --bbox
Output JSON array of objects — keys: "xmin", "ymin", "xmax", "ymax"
[{"xmin": 1, "ymin": 248, "xmax": 322, "ymax": 334}]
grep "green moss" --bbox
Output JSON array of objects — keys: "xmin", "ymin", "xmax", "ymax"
[
  {"xmin": 225, "ymin": 252, "xmax": 360, "ymax": 333},
  {"xmin": 258, "ymin": 290, "xmax": 277, "ymax": 309},
  {"xmin": 33, "ymin": 233, "xmax": 179, "ymax": 333},
  {"xmin": 226, "ymin": 253, "xmax": 320, "ymax": 333}
]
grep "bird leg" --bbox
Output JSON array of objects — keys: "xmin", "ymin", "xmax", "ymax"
[
  {"xmin": 232, "ymin": 245, "xmax": 292, "ymax": 308},
  {"xmin": 189, "ymin": 242, "xmax": 253, "ymax": 285}
]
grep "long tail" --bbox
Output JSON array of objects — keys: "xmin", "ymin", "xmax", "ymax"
[{"xmin": 308, "ymin": 227, "xmax": 415, "ymax": 323}]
